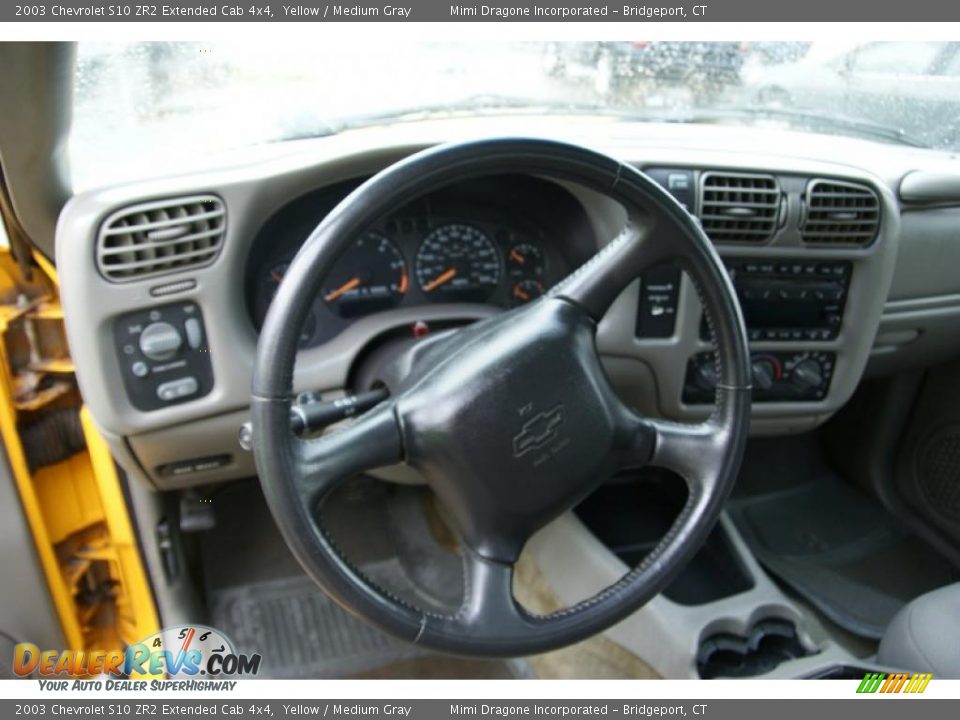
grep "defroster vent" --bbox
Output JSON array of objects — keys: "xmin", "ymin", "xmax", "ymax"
[
  {"xmin": 699, "ymin": 172, "xmax": 781, "ymax": 243},
  {"xmin": 97, "ymin": 195, "xmax": 225, "ymax": 281}
]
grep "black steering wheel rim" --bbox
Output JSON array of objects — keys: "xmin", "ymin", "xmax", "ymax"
[{"xmin": 251, "ymin": 138, "xmax": 751, "ymax": 657}]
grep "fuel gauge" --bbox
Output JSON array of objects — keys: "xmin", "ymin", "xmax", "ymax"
[{"xmin": 511, "ymin": 279, "xmax": 545, "ymax": 306}]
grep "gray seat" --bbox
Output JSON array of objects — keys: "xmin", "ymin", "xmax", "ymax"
[{"xmin": 878, "ymin": 583, "xmax": 960, "ymax": 678}]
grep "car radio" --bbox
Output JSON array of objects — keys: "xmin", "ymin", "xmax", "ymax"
[
  {"xmin": 703, "ymin": 259, "xmax": 851, "ymax": 342},
  {"xmin": 637, "ymin": 259, "xmax": 852, "ymax": 342}
]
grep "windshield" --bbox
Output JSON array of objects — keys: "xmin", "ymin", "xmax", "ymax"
[{"xmin": 71, "ymin": 40, "xmax": 960, "ymax": 191}]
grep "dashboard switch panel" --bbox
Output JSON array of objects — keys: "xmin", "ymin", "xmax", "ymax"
[
  {"xmin": 636, "ymin": 264, "xmax": 682, "ymax": 338},
  {"xmin": 683, "ymin": 351, "xmax": 835, "ymax": 404},
  {"xmin": 113, "ymin": 302, "xmax": 213, "ymax": 411},
  {"xmin": 645, "ymin": 168, "xmax": 697, "ymax": 212}
]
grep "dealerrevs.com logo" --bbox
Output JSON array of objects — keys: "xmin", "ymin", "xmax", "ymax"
[
  {"xmin": 857, "ymin": 672, "xmax": 933, "ymax": 694},
  {"xmin": 13, "ymin": 625, "xmax": 261, "ymax": 679}
]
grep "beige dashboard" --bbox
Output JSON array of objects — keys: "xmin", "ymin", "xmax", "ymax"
[{"xmin": 54, "ymin": 117, "xmax": 960, "ymax": 489}]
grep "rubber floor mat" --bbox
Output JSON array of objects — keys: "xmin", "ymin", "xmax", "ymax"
[
  {"xmin": 209, "ymin": 570, "xmax": 425, "ymax": 678},
  {"xmin": 729, "ymin": 477, "xmax": 957, "ymax": 640}
]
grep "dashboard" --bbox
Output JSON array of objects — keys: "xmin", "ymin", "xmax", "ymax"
[
  {"xmin": 53, "ymin": 118, "xmax": 960, "ymax": 491},
  {"xmin": 244, "ymin": 176, "xmax": 594, "ymax": 349}
]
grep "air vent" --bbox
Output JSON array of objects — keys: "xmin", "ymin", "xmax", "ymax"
[
  {"xmin": 801, "ymin": 180, "xmax": 880, "ymax": 246},
  {"xmin": 699, "ymin": 172, "xmax": 781, "ymax": 243},
  {"xmin": 97, "ymin": 195, "xmax": 225, "ymax": 281}
]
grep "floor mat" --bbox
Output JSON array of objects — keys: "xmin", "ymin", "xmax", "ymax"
[
  {"xmin": 203, "ymin": 480, "xmax": 511, "ymax": 678},
  {"xmin": 729, "ymin": 476, "xmax": 957, "ymax": 640},
  {"xmin": 210, "ymin": 570, "xmax": 425, "ymax": 678}
]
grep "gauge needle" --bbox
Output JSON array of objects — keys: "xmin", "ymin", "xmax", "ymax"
[
  {"xmin": 423, "ymin": 267, "xmax": 457, "ymax": 292},
  {"xmin": 510, "ymin": 249, "xmax": 526, "ymax": 265},
  {"xmin": 270, "ymin": 270, "xmax": 284, "ymax": 283},
  {"xmin": 514, "ymin": 286, "xmax": 530, "ymax": 301},
  {"xmin": 324, "ymin": 277, "xmax": 362, "ymax": 302}
]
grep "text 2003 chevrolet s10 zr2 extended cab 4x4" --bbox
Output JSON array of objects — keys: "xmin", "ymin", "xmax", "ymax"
[{"xmin": 0, "ymin": 40, "xmax": 958, "ymax": 680}]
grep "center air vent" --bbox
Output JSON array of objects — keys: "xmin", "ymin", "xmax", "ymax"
[
  {"xmin": 801, "ymin": 179, "xmax": 880, "ymax": 246},
  {"xmin": 698, "ymin": 172, "xmax": 781, "ymax": 243},
  {"xmin": 97, "ymin": 195, "xmax": 225, "ymax": 282}
]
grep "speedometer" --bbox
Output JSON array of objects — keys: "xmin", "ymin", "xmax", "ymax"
[{"xmin": 415, "ymin": 224, "xmax": 501, "ymax": 303}]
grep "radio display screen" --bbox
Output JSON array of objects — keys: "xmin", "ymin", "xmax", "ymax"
[{"xmin": 739, "ymin": 297, "xmax": 825, "ymax": 328}]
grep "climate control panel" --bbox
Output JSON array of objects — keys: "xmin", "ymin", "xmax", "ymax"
[
  {"xmin": 113, "ymin": 302, "xmax": 214, "ymax": 411},
  {"xmin": 683, "ymin": 351, "xmax": 835, "ymax": 404}
]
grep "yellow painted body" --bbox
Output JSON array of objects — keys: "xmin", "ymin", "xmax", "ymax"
[{"xmin": 0, "ymin": 247, "xmax": 160, "ymax": 675}]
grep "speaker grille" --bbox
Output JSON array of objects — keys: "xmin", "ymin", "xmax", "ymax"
[{"xmin": 917, "ymin": 432, "xmax": 960, "ymax": 524}]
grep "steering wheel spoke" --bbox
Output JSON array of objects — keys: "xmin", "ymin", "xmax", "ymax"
[
  {"xmin": 457, "ymin": 548, "xmax": 531, "ymax": 634},
  {"xmin": 612, "ymin": 404, "xmax": 726, "ymax": 497},
  {"xmin": 552, "ymin": 218, "xmax": 667, "ymax": 321},
  {"xmin": 293, "ymin": 401, "xmax": 404, "ymax": 504},
  {"xmin": 644, "ymin": 416, "xmax": 728, "ymax": 498}
]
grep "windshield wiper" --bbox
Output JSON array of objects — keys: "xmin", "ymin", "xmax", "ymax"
[
  {"xmin": 272, "ymin": 97, "xmax": 926, "ymax": 150},
  {"xmin": 663, "ymin": 105, "xmax": 926, "ymax": 148},
  {"xmin": 272, "ymin": 94, "xmax": 613, "ymax": 141},
  {"xmin": 333, "ymin": 94, "xmax": 612, "ymax": 130}
]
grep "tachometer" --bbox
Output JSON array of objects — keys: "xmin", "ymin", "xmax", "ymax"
[
  {"xmin": 415, "ymin": 224, "xmax": 501, "ymax": 303},
  {"xmin": 321, "ymin": 231, "xmax": 408, "ymax": 319}
]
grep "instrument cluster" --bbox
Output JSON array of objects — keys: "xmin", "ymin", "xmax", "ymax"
[{"xmin": 247, "ymin": 175, "xmax": 594, "ymax": 349}]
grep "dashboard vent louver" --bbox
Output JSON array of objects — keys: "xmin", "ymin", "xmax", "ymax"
[
  {"xmin": 698, "ymin": 172, "xmax": 781, "ymax": 243},
  {"xmin": 97, "ymin": 195, "xmax": 225, "ymax": 281},
  {"xmin": 801, "ymin": 180, "xmax": 880, "ymax": 246}
]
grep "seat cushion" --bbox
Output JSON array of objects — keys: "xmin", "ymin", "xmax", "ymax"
[{"xmin": 878, "ymin": 583, "xmax": 960, "ymax": 677}]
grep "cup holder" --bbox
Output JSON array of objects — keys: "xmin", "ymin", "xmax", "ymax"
[{"xmin": 697, "ymin": 618, "xmax": 814, "ymax": 678}]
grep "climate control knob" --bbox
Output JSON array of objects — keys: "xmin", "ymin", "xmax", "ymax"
[
  {"xmin": 694, "ymin": 360, "xmax": 719, "ymax": 391},
  {"xmin": 751, "ymin": 358, "xmax": 776, "ymax": 391},
  {"xmin": 792, "ymin": 359, "xmax": 823, "ymax": 391},
  {"xmin": 139, "ymin": 321, "xmax": 183, "ymax": 361}
]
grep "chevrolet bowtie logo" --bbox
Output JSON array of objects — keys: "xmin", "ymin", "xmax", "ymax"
[{"xmin": 512, "ymin": 404, "xmax": 565, "ymax": 458}]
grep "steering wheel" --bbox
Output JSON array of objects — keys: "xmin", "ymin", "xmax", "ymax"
[{"xmin": 251, "ymin": 138, "xmax": 750, "ymax": 657}]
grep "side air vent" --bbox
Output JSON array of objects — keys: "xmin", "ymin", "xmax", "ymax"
[
  {"xmin": 801, "ymin": 180, "xmax": 880, "ymax": 246},
  {"xmin": 698, "ymin": 172, "xmax": 781, "ymax": 243},
  {"xmin": 97, "ymin": 195, "xmax": 225, "ymax": 281}
]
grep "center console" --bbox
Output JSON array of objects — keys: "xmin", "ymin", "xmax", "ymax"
[{"xmin": 638, "ymin": 257, "xmax": 852, "ymax": 406}]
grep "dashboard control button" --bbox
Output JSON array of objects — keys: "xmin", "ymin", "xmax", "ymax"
[
  {"xmin": 751, "ymin": 359, "xmax": 776, "ymax": 391},
  {"xmin": 131, "ymin": 361, "xmax": 149, "ymax": 378},
  {"xmin": 694, "ymin": 361, "xmax": 719, "ymax": 392},
  {"xmin": 157, "ymin": 376, "xmax": 198, "ymax": 402},
  {"xmin": 184, "ymin": 317, "xmax": 203, "ymax": 350},
  {"xmin": 139, "ymin": 322, "xmax": 183, "ymax": 361},
  {"xmin": 792, "ymin": 360, "xmax": 823, "ymax": 391}
]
